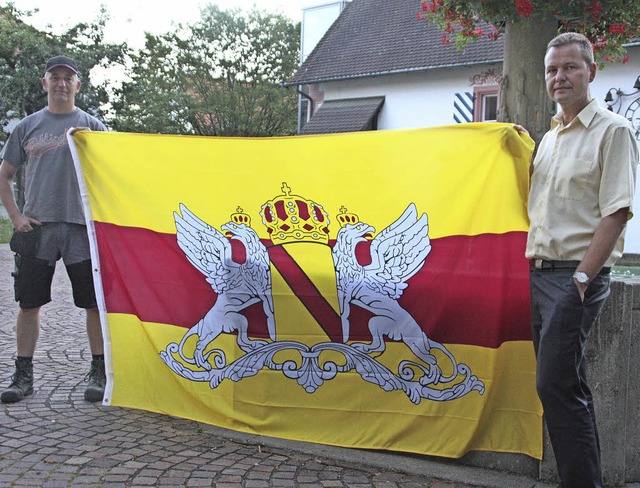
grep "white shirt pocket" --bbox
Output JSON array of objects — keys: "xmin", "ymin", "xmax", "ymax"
[{"xmin": 552, "ymin": 158, "xmax": 596, "ymax": 201}]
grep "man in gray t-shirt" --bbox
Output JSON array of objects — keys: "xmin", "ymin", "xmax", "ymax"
[{"xmin": 0, "ymin": 55, "xmax": 107, "ymax": 404}]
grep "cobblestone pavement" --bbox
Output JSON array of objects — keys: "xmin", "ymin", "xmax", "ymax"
[{"xmin": 0, "ymin": 243, "xmax": 542, "ymax": 488}]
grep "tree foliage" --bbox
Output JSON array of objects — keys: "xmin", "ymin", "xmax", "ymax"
[
  {"xmin": 0, "ymin": 3, "xmax": 128, "ymax": 144},
  {"xmin": 55, "ymin": 9, "xmax": 129, "ymax": 118},
  {"xmin": 418, "ymin": 0, "xmax": 640, "ymax": 64},
  {"xmin": 110, "ymin": 5, "xmax": 300, "ymax": 136}
]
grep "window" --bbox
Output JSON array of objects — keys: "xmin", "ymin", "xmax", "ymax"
[{"xmin": 473, "ymin": 86, "xmax": 500, "ymax": 122}]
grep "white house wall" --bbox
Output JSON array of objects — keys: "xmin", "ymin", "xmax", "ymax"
[
  {"xmin": 315, "ymin": 54, "xmax": 640, "ymax": 253},
  {"xmin": 317, "ymin": 65, "xmax": 491, "ymax": 129}
]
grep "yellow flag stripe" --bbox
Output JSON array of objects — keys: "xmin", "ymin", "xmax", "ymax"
[
  {"xmin": 106, "ymin": 313, "xmax": 542, "ymax": 459},
  {"xmin": 73, "ymin": 124, "xmax": 532, "ymax": 239}
]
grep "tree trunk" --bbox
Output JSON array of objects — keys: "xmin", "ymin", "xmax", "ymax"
[{"xmin": 498, "ymin": 15, "xmax": 557, "ymax": 146}]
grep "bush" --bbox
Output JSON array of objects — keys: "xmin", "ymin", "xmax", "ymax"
[{"xmin": 0, "ymin": 218, "xmax": 13, "ymax": 244}]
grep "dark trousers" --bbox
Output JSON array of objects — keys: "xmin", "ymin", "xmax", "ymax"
[{"xmin": 530, "ymin": 267, "xmax": 611, "ymax": 488}]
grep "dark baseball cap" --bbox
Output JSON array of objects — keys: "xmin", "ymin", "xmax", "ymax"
[{"xmin": 45, "ymin": 55, "xmax": 78, "ymax": 74}]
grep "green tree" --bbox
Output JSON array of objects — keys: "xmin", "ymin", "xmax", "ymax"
[
  {"xmin": 0, "ymin": 4, "xmax": 60, "ymax": 140},
  {"xmin": 110, "ymin": 5, "xmax": 300, "ymax": 136},
  {"xmin": 418, "ymin": 0, "xmax": 640, "ymax": 144},
  {"xmin": 55, "ymin": 7, "xmax": 130, "ymax": 119},
  {"xmin": 0, "ymin": 3, "xmax": 129, "ymax": 143}
]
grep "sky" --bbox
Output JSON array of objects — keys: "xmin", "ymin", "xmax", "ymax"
[{"xmin": 14, "ymin": 0, "xmax": 307, "ymax": 48}]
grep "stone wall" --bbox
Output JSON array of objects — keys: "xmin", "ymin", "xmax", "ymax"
[
  {"xmin": 623, "ymin": 278, "xmax": 640, "ymax": 483},
  {"xmin": 552, "ymin": 278, "xmax": 639, "ymax": 486}
]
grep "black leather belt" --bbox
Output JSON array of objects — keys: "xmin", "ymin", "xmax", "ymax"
[
  {"xmin": 531, "ymin": 259, "xmax": 581, "ymax": 270},
  {"xmin": 530, "ymin": 259, "xmax": 611, "ymax": 274}
]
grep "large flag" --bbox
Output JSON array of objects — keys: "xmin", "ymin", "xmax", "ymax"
[{"xmin": 69, "ymin": 123, "xmax": 541, "ymax": 459}]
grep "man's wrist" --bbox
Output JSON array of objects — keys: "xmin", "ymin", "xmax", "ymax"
[{"xmin": 573, "ymin": 271, "xmax": 590, "ymax": 285}]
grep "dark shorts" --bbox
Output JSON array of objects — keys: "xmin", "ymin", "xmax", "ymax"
[{"xmin": 12, "ymin": 223, "xmax": 97, "ymax": 309}]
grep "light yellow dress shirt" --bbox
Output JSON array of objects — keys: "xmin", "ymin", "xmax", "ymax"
[{"xmin": 526, "ymin": 99, "xmax": 638, "ymax": 267}]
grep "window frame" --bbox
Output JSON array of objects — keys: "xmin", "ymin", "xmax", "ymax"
[{"xmin": 473, "ymin": 85, "xmax": 500, "ymax": 122}]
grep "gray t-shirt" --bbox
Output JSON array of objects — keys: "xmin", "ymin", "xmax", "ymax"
[{"xmin": 0, "ymin": 108, "xmax": 107, "ymax": 225}]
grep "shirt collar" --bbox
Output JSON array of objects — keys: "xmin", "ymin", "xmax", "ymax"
[{"xmin": 551, "ymin": 98, "xmax": 599, "ymax": 129}]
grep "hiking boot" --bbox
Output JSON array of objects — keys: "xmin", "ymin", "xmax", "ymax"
[
  {"xmin": 84, "ymin": 357, "xmax": 106, "ymax": 402},
  {"xmin": 1, "ymin": 359, "xmax": 34, "ymax": 403}
]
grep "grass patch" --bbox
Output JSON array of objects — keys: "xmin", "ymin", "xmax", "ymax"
[{"xmin": 0, "ymin": 218, "xmax": 12, "ymax": 244}]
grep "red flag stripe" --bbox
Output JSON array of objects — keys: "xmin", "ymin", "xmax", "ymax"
[{"xmin": 94, "ymin": 222, "xmax": 531, "ymax": 348}]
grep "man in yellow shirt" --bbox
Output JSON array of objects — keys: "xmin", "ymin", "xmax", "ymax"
[{"xmin": 526, "ymin": 33, "xmax": 637, "ymax": 487}]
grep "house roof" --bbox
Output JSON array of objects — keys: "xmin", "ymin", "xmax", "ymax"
[
  {"xmin": 285, "ymin": 0, "xmax": 504, "ymax": 86},
  {"xmin": 300, "ymin": 96, "xmax": 385, "ymax": 134}
]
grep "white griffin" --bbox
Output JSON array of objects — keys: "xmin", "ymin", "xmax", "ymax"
[
  {"xmin": 173, "ymin": 204, "xmax": 275, "ymax": 370},
  {"xmin": 332, "ymin": 203, "xmax": 456, "ymax": 382}
]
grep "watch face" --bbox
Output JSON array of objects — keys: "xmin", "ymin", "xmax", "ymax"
[
  {"xmin": 574, "ymin": 271, "xmax": 589, "ymax": 284},
  {"xmin": 625, "ymin": 98, "xmax": 640, "ymax": 137}
]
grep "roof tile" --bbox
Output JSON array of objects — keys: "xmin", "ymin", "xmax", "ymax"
[
  {"xmin": 300, "ymin": 96, "xmax": 385, "ymax": 134},
  {"xmin": 288, "ymin": 0, "xmax": 504, "ymax": 85}
]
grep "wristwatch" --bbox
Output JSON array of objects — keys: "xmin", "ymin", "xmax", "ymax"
[{"xmin": 573, "ymin": 271, "xmax": 590, "ymax": 285}]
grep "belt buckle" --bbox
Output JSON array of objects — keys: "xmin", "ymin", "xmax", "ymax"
[{"xmin": 533, "ymin": 259, "xmax": 550, "ymax": 270}]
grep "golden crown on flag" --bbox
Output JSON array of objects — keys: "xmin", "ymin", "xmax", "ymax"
[
  {"xmin": 260, "ymin": 183, "xmax": 330, "ymax": 245},
  {"xmin": 230, "ymin": 206, "xmax": 251, "ymax": 226},
  {"xmin": 336, "ymin": 206, "xmax": 360, "ymax": 228}
]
